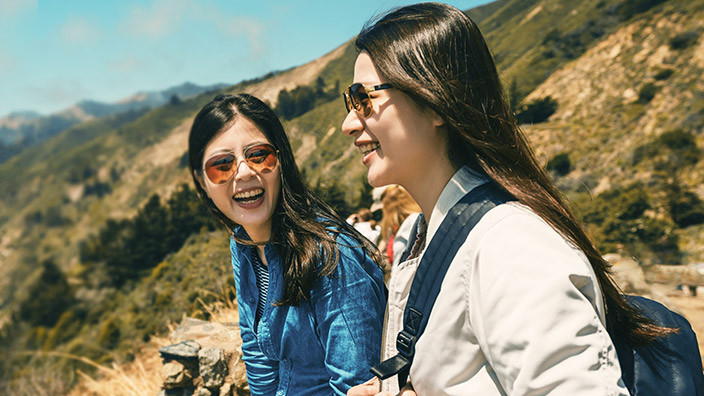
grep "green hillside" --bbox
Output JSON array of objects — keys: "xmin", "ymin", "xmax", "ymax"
[{"xmin": 1, "ymin": 0, "xmax": 702, "ymax": 393}]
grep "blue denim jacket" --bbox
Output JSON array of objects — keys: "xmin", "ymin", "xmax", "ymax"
[{"xmin": 230, "ymin": 231, "xmax": 386, "ymax": 396}]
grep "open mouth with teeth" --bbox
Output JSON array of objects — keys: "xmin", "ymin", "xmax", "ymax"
[
  {"xmin": 359, "ymin": 142, "xmax": 380, "ymax": 156},
  {"xmin": 233, "ymin": 188, "xmax": 264, "ymax": 204}
]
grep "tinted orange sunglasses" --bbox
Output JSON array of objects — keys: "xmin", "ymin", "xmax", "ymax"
[{"xmin": 203, "ymin": 144, "xmax": 278, "ymax": 184}]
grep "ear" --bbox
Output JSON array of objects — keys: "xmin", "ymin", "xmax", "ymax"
[
  {"xmin": 429, "ymin": 109, "xmax": 445, "ymax": 127},
  {"xmin": 193, "ymin": 170, "xmax": 209, "ymax": 196}
]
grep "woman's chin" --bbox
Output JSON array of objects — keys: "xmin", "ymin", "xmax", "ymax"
[{"xmin": 366, "ymin": 172, "xmax": 391, "ymax": 188}]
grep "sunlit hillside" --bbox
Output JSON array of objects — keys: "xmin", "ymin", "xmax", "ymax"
[{"xmin": 0, "ymin": 0, "xmax": 702, "ymax": 393}]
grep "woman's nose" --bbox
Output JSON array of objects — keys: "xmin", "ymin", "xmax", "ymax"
[
  {"xmin": 341, "ymin": 109, "xmax": 362, "ymax": 137},
  {"xmin": 233, "ymin": 159, "xmax": 256, "ymax": 181}
]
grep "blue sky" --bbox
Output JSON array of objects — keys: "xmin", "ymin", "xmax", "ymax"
[{"xmin": 0, "ymin": 0, "xmax": 492, "ymax": 117}]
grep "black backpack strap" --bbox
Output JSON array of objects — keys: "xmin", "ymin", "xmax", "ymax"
[
  {"xmin": 371, "ymin": 182, "xmax": 512, "ymax": 387},
  {"xmin": 610, "ymin": 295, "xmax": 704, "ymax": 396}
]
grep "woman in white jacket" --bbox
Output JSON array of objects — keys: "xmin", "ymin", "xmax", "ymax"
[{"xmin": 341, "ymin": 3, "xmax": 675, "ymax": 395}]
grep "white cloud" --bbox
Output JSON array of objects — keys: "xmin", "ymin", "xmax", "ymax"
[
  {"xmin": 120, "ymin": 0, "xmax": 267, "ymax": 60},
  {"xmin": 107, "ymin": 55, "xmax": 145, "ymax": 73},
  {"xmin": 0, "ymin": 0, "xmax": 37, "ymax": 20},
  {"xmin": 121, "ymin": 0, "xmax": 194, "ymax": 38},
  {"xmin": 0, "ymin": 49, "xmax": 17, "ymax": 73},
  {"xmin": 25, "ymin": 79, "xmax": 89, "ymax": 109},
  {"xmin": 59, "ymin": 17, "xmax": 101, "ymax": 46},
  {"xmin": 216, "ymin": 16, "xmax": 266, "ymax": 59}
]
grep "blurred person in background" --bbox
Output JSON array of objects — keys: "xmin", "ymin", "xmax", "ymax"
[
  {"xmin": 378, "ymin": 185, "xmax": 420, "ymax": 278},
  {"xmin": 349, "ymin": 207, "xmax": 382, "ymax": 245}
]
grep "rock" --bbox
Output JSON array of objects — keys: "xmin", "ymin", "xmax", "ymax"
[
  {"xmin": 159, "ymin": 387, "xmax": 196, "ymax": 396},
  {"xmin": 159, "ymin": 340, "xmax": 201, "ymax": 360},
  {"xmin": 607, "ymin": 254, "xmax": 650, "ymax": 294},
  {"xmin": 194, "ymin": 387, "xmax": 212, "ymax": 396},
  {"xmin": 230, "ymin": 353, "xmax": 248, "ymax": 393},
  {"xmin": 219, "ymin": 382, "xmax": 233, "ymax": 396},
  {"xmin": 170, "ymin": 318, "xmax": 242, "ymax": 356},
  {"xmin": 199, "ymin": 347, "xmax": 227, "ymax": 388},
  {"xmin": 162, "ymin": 360, "xmax": 194, "ymax": 389},
  {"xmin": 159, "ymin": 317, "xmax": 248, "ymax": 396}
]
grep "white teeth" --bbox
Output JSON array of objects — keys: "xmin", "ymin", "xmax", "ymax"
[
  {"xmin": 359, "ymin": 143, "xmax": 380, "ymax": 155},
  {"xmin": 234, "ymin": 188, "xmax": 263, "ymax": 199}
]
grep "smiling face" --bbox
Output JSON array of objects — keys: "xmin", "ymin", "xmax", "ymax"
[
  {"xmin": 199, "ymin": 116, "xmax": 281, "ymax": 242},
  {"xmin": 341, "ymin": 51, "xmax": 449, "ymax": 190}
]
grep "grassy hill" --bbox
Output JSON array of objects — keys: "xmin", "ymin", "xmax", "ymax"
[{"xmin": 1, "ymin": 0, "xmax": 702, "ymax": 393}]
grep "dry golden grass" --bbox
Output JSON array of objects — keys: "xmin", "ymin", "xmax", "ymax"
[
  {"xmin": 62, "ymin": 338, "xmax": 168, "ymax": 396},
  {"xmin": 63, "ymin": 291, "xmax": 238, "ymax": 396}
]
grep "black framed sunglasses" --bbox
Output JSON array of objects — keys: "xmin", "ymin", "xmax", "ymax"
[
  {"xmin": 203, "ymin": 144, "xmax": 278, "ymax": 184},
  {"xmin": 342, "ymin": 83, "xmax": 393, "ymax": 118}
]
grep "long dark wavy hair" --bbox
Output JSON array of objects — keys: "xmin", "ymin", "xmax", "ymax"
[
  {"xmin": 189, "ymin": 93, "xmax": 383, "ymax": 305},
  {"xmin": 356, "ymin": 2, "xmax": 675, "ymax": 345}
]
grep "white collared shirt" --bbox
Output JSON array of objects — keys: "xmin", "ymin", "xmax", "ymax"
[{"xmin": 381, "ymin": 166, "xmax": 628, "ymax": 395}]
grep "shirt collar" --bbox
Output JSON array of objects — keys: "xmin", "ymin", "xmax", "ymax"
[{"xmin": 425, "ymin": 166, "xmax": 488, "ymax": 245}]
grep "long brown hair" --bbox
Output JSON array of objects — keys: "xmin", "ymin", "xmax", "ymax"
[
  {"xmin": 379, "ymin": 185, "xmax": 420, "ymax": 242},
  {"xmin": 189, "ymin": 93, "xmax": 383, "ymax": 305},
  {"xmin": 356, "ymin": 2, "xmax": 674, "ymax": 345}
]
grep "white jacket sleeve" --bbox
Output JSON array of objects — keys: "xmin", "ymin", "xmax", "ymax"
[{"xmin": 467, "ymin": 208, "xmax": 629, "ymax": 395}]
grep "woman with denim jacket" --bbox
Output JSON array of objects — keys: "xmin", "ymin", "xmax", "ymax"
[
  {"xmin": 189, "ymin": 93, "xmax": 386, "ymax": 396},
  {"xmin": 342, "ymin": 3, "xmax": 675, "ymax": 395}
]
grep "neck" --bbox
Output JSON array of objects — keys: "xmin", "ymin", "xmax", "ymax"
[
  {"xmin": 244, "ymin": 224, "xmax": 271, "ymax": 247},
  {"xmin": 403, "ymin": 159, "xmax": 457, "ymax": 223}
]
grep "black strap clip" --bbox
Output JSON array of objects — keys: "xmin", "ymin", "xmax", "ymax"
[
  {"xmin": 370, "ymin": 353, "xmax": 411, "ymax": 380},
  {"xmin": 396, "ymin": 329, "xmax": 417, "ymax": 358}
]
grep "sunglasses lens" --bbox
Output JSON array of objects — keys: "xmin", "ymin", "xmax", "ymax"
[
  {"xmin": 204, "ymin": 153, "xmax": 235, "ymax": 184},
  {"xmin": 203, "ymin": 144, "xmax": 277, "ymax": 184},
  {"xmin": 245, "ymin": 144, "xmax": 278, "ymax": 173},
  {"xmin": 346, "ymin": 84, "xmax": 373, "ymax": 117}
]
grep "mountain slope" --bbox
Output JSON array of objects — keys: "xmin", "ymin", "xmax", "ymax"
[{"xmin": 1, "ymin": 0, "xmax": 703, "ymax": 393}]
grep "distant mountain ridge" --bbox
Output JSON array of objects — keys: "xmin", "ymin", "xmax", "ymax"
[{"xmin": 0, "ymin": 81, "xmax": 228, "ymax": 164}]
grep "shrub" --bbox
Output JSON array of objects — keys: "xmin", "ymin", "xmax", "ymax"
[
  {"xmin": 43, "ymin": 309, "xmax": 83, "ymax": 350},
  {"xmin": 667, "ymin": 183, "xmax": 704, "ymax": 227},
  {"xmin": 618, "ymin": 0, "xmax": 668, "ymax": 20},
  {"xmin": 275, "ymin": 77, "xmax": 339, "ymax": 120},
  {"xmin": 84, "ymin": 181, "xmax": 111, "ymax": 197},
  {"xmin": 653, "ymin": 68, "xmax": 674, "ymax": 80},
  {"xmin": 637, "ymin": 82, "xmax": 657, "ymax": 104},
  {"xmin": 23, "ymin": 327, "xmax": 48, "ymax": 350},
  {"xmin": 44, "ymin": 206, "xmax": 69, "ymax": 227},
  {"xmin": 577, "ymin": 182, "xmax": 681, "ymax": 263},
  {"xmin": 659, "ymin": 128, "xmax": 697, "ymax": 150},
  {"xmin": 17, "ymin": 260, "xmax": 74, "ymax": 327},
  {"xmin": 632, "ymin": 142, "xmax": 658, "ymax": 165},
  {"xmin": 546, "ymin": 152, "xmax": 571, "ymax": 176},
  {"xmin": 97, "ymin": 317, "xmax": 121, "ymax": 349},
  {"xmin": 632, "ymin": 129, "xmax": 700, "ymax": 168},
  {"xmin": 670, "ymin": 30, "xmax": 700, "ymax": 50},
  {"xmin": 66, "ymin": 337, "xmax": 105, "ymax": 363},
  {"xmin": 658, "ymin": 129, "xmax": 700, "ymax": 167},
  {"xmin": 80, "ymin": 184, "xmax": 218, "ymax": 286},
  {"xmin": 515, "ymin": 96, "xmax": 558, "ymax": 124}
]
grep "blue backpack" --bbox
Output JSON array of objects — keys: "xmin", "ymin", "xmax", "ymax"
[{"xmin": 371, "ymin": 182, "xmax": 704, "ymax": 395}]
